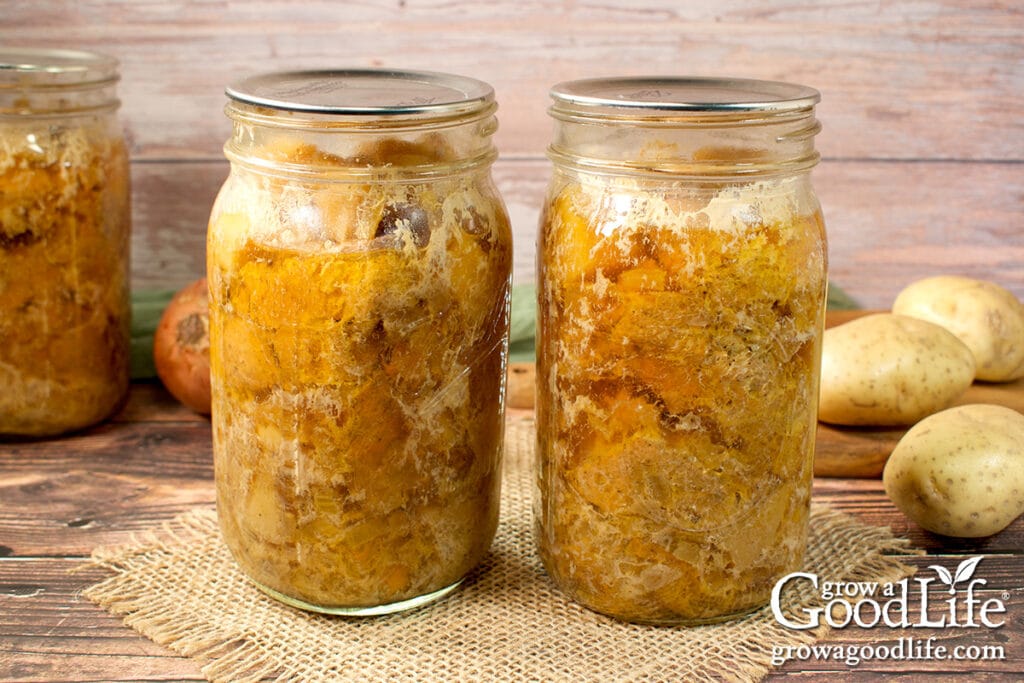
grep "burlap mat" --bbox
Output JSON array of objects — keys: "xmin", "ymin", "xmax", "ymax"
[{"xmin": 84, "ymin": 419, "xmax": 921, "ymax": 682}]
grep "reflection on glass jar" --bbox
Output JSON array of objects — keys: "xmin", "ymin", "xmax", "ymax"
[
  {"xmin": 535, "ymin": 77, "xmax": 828, "ymax": 624},
  {"xmin": 0, "ymin": 49, "xmax": 131, "ymax": 437},
  {"xmin": 207, "ymin": 70, "xmax": 512, "ymax": 615}
]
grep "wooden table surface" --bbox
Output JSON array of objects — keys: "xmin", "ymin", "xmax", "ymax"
[{"xmin": 1, "ymin": 381, "xmax": 1022, "ymax": 681}]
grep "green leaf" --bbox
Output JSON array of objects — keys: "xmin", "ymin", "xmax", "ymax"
[
  {"xmin": 827, "ymin": 283, "xmax": 859, "ymax": 311},
  {"xmin": 509, "ymin": 284, "xmax": 536, "ymax": 344},
  {"xmin": 130, "ymin": 289, "xmax": 174, "ymax": 379}
]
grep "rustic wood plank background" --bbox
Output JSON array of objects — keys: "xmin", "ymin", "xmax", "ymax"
[{"xmin": 2, "ymin": 0, "xmax": 1022, "ymax": 308}]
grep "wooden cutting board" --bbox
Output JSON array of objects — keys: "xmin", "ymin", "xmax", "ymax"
[{"xmin": 505, "ymin": 310, "xmax": 1024, "ymax": 479}]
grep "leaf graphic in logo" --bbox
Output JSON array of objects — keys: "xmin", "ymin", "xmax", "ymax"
[
  {"xmin": 930, "ymin": 564, "xmax": 954, "ymax": 586},
  {"xmin": 929, "ymin": 556, "xmax": 984, "ymax": 596},
  {"xmin": 954, "ymin": 556, "xmax": 984, "ymax": 584}
]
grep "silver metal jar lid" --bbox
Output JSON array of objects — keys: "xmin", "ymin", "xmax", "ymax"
[
  {"xmin": 0, "ymin": 48, "xmax": 119, "ymax": 86},
  {"xmin": 549, "ymin": 76, "xmax": 820, "ymax": 117},
  {"xmin": 226, "ymin": 69, "xmax": 495, "ymax": 118}
]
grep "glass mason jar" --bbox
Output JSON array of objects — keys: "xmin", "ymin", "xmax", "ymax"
[
  {"xmin": 535, "ymin": 77, "xmax": 828, "ymax": 624},
  {"xmin": 0, "ymin": 49, "xmax": 131, "ymax": 438},
  {"xmin": 208, "ymin": 69, "xmax": 512, "ymax": 615}
]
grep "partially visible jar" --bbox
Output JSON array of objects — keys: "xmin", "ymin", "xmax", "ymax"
[
  {"xmin": 535, "ymin": 77, "xmax": 828, "ymax": 624},
  {"xmin": 208, "ymin": 70, "xmax": 512, "ymax": 615},
  {"xmin": 0, "ymin": 49, "xmax": 131, "ymax": 437}
]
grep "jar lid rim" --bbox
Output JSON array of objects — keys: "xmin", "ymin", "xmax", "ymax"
[
  {"xmin": 0, "ymin": 48, "xmax": 119, "ymax": 86},
  {"xmin": 226, "ymin": 69, "xmax": 495, "ymax": 117},
  {"xmin": 550, "ymin": 76, "xmax": 820, "ymax": 115}
]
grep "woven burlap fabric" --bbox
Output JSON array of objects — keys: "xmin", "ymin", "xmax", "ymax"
[{"xmin": 85, "ymin": 419, "xmax": 921, "ymax": 682}]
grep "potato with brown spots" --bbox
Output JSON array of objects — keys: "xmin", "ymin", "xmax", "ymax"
[
  {"xmin": 893, "ymin": 275, "xmax": 1024, "ymax": 382},
  {"xmin": 818, "ymin": 313, "xmax": 976, "ymax": 426},
  {"xmin": 883, "ymin": 404, "xmax": 1024, "ymax": 537}
]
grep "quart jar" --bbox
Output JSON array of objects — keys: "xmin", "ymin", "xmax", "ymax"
[
  {"xmin": 535, "ymin": 77, "xmax": 828, "ymax": 624},
  {"xmin": 0, "ymin": 49, "xmax": 131, "ymax": 438},
  {"xmin": 208, "ymin": 69, "xmax": 512, "ymax": 615}
]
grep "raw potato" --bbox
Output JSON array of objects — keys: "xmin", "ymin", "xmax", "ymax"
[
  {"xmin": 883, "ymin": 404, "xmax": 1024, "ymax": 537},
  {"xmin": 893, "ymin": 275, "xmax": 1024, "ymax": 382},
  {"xmin": 818, "ymin": 313, "xmax": 975, "ymax": 426}
]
